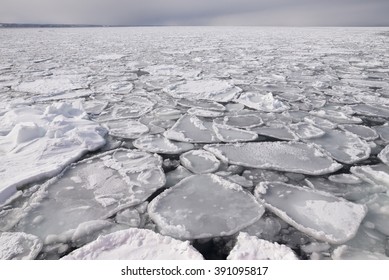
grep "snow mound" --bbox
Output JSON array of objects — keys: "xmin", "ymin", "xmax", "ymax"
[
  {"xmin": 235, "ymin": 92, "xmax": 289, "ymax": 112},
  {"xmin": 227, "ymin": 232, "xmax": 298, "ymax": 260},
  {"xmin": 0, "ymin": 232, "xmax": 42, "ymax": 260},
  {"xmin": 180, "ymin": 150, "xmax": 220, "ymax": 174},
  {"xmin": 148, "ymin": 174, "xmax": 265, "ymax": 239},
  {"xmin": 0, "ymin": 102, "xmax": 107, "ymax": 204},
  {"xmin": 62, "ymin": 228, "xmax": 203, "ymax": 260},
  {"xmin": 204, "ymin": 142, "xmax": 342, "ymax": 175},
  {"xmin": 133, "ymin": 134, "xmax": 194, "ymax": 154},
  {"xmin": 165, "ymin": 79, "xmax": 241, "ymax": 102},
  {"xmin": 255, "ymin": 182, "xmax": 367, "ymax": 244}
]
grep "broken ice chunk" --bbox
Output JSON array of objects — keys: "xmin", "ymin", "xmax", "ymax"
[
  {"xmin": 164, "ymin": 114, "xmax": 219, "ymax": 143},
  {"xmin": 227, "ymin": 232, "xmax": 298, "ymax": 260},
  {"xmin": 374, "ymin": 124, "xmax": 389, "ymax": 143},
  {"xmin": 148, "ymin": 174, "xmax": 265, "ymax": 239},
  {"xmin": 328, "ymin": 174, "xmax": 362, "ymax": 184},
  {"xmin": 352, "ymin": 104, "xmax": 389, "ymax": 118},
  {"xmin": 13, "ymin": 77, "xmax": 86, "ymax": 95},
  {"xmin": 0, "ymin": 232, "xmax": 42, "ymax": 260},
  {"xmin": 358, "ymin": 193, "xmax": 389, "ymax": 236},
  {"xmin": 332, "ymin": 245, "xmax": 389, "ymax": 260},
  {"xmin": 133, "ymin": 134, "xmax": 194, "ymax": 154},
  {"xmin": 176, "ymin": 99, "xmax": 226, "ymax": 111},
  {"xmin": 180, "ymin": 150, "xmax": 220, "ymax": 174},
  {"xmin": 308, "ymin": 129, "xmax": 370, "ymax": 164},
  {"xmin": 213, "ymin": 123, "xmax": 258, "ymax": 142},
  {"xmin": 351, "ymin": 164, "xmax": 389, "ymax": 191},
  {"xmin": 165, "ymin": 166, "xmax": 193, "ymax": 188},
  {"xmin": 235, "ymin": 92, "xmax": 289, "ymax": 112},
  {"xmin": 204, "ymin": 142, "xmax": 342, "ymax": 175},
  {"xmin": 304, "ymin": 115, "xmax": 337, "ymax": 129},
  {"xmin": 188, "ymin": 108, "xmax": 224, "ymax": 117},
  {"xmin": 250, "ymin": 125, "xmax": 298, "ymax": 141},
  {"xmin": 255, "ymin": 182, "xmax": 367, "ymax": 244},
  {"xmin": 61, "ymin": 228, "xmax": 203, "ymax": 260},
  {"xmin": 310, "ymin": 109, "xmax": 362, "ymax": 124},
  {"xmin": 165, "ymin": 79, "xmax": 241, "ymax": 102}
]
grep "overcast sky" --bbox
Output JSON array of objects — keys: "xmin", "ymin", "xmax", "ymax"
[{"xmin": 1, "ymin": 0, "xmax": 389, "ymax": 26}]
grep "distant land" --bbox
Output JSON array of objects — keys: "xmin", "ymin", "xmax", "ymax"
[{"xmin": 0, "ymin": 23, "xmax": 104, "ymax": 28}]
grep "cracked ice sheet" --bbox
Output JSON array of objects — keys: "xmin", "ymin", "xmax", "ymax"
[
  {"xmin": 0, "ymin": 102, "xmax": 107, "ymax": 204},
  {"xmin": 204, "ymin": 142, "xmax": 342, "ymax": 175},
  {"xmin": 5, "ymin": 149, "xmax": 165, "ymax": 244},
  {"xmin": 62, "ymin": 228, "xmax": 203, "ymax": 260},
  {"xmin": 227, "ymin": 232, "xmax": 298, "ymax": 260},
  {"xmin": 255, "ymin": 182, "xmax": 367, "ymax": 244},
  {"xmin": 148, "ymin": 174, "xmax": 264, "ymax": 239}
]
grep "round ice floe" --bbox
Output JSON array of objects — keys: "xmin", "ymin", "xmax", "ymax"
[
  {"xmin": 235, "ymin": 92, "xmax": 289, "ymax": 112},
  {"xmin": 164, "ymin": 114, "xmax": 219, "ymax": 143},
  {"xmin": 250, "ymin": 125, "xmax": 298, "ymax": 141},
  {"xmin": 351, "ymin": 164, "xmax": 389, "ymax": 191},
  {"xmin": 103, "ymin": 119, "xmax": 149, "ymax": 139},
  {"xmin": 148, "ymin": 174, "xmax": 265, "ymax": 239},
  {"xmin": 205, "ymin": 142, "xmax": 342, "ymax": 175},
  {"xmin": 352, "ymin": 104, "xmax": 389, "ymax": 118},
  {"xmin": 0, "ymin": 232, "xmax": 42, "ymax": 260},
  {"xmin": 255, "ymin": 182, "xmax": 367, "ymax": 244},
  {"xmin": 220, "ymin": 114, "xmax": 264, "ymax": 128},
  {"xmin": 9, "ymin": 149, "xmax": 165, "ymax": 242},
  {"xmin": 304, "ymin": 116, "xmax": 337, "ymax": 129},
  {"xmin": 332, "ymin": 245, "xmax": 389, "ymax": 260},
  {"xmin": 213, "ymin": 123, "xmax": 258, "ymax": 142},
  {"xmin": 309, "ymin": 109, "xmax": 362, "ymax": 124},
  {"xmin": 165, "ymin": 79, "xmax": 241, "ymax": 102},
  {"xmin": 61, "ymin": 228, "xmax": 203, "ymax": 260},
  {"xmin": 227, "ymin": 232, "xmax": 298, "ymax": 260},
  {"xmin": 133, "ymin": 134, "xmax": 194, "ymax": 154},
  {"xmin": 339, "ymin": 125, "xmax": 378, "ymax": 141},
  {"xmin": 308, "ymin": 129, "xmax": 371, "ymax": 164},
  {"xmin": 328, "ymin": 174, "xmax": 362, "ymax": 184},
  {"xmin": 374, "ymin": 124, "xmax": 389, "ymax": 143},
  {"xmin": 188, "ymin": 107, "xmax": 224, "ymax": 117},
  {"xmin": 180, "ymin": 150, "xmax": 220, "ymax": 174},
  {"xmin": 176, "ymin": 99, "xmax": 226, "ymax": 111}
]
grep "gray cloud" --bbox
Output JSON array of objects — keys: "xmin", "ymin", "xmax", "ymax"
[{"xmin": 0, "ymin": 0, "xmax": 388, "ymax": 26}]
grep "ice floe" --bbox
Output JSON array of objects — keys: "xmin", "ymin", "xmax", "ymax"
[
  {"xmin": 378, "ymin": 144, "xmax": 389, "ymax": 166},
  {"xmin": 289, "ymin": 122, "xmax": 325, "ymax": 140},
  {"xmin": 219, "ymin": 114, "xmax": 264, "ymax": 128},
  {"xmin": 164, "ymin": 114, "xmax": 219, "ymax": 143},
  {"xmin": 339, "ymin": 124, "xmax": 379, "ymax": 141},
  {"xmin": 205, "ymin": 142, "xmax": 342, "ymax": 175},
  {"xmin": 62, "ymin": 228, "xmax": 203, "ymax": 260},
  {"xmin": 103, "ymin": 119, "xmax": 149, "ymax": 139},
  {"xmin": 227, "ymin": 232, "xmax": 298, "ymax": 260},
  {"xmin": 0, "ymin": 232, "xmax": 43, "ymax": 260},
  {"xmin": 0, "ymin": 102, "xmax": 107, "ymax": 204},
  {"xmin": 148, "ymin": 174, "xmax": 264, "ymax": 239},
  {"xmin": 213, "ymin": 123, "xmax": 258, "ymax": 142},
  {"xmin": 6, "ymin": 149, "xmax": 165, "ymax": 243},
  {"xmin": 255, "ymin": 182, "xmax": 367, "ymax": 244},
  {"xmin": 308, "ymin": 129, "xmax": 371, "ymax": 164},
  {"xmin": 165, "ymin": 79, "xmax": 241, "ymax": 102},
  {"xmin": 351, "ymin": 164, "xmax": 389, "ymax": 190},
  {"xmin": 180, "ymin": 150, "xmax": 220, "ymax": 174},
  {"xmin": 235, "ymin": 92, "xmax": 289, "ymax": 112},
  {"xmin": 133, "ymin": 134, "xmax": 194, "ymax": 154}
]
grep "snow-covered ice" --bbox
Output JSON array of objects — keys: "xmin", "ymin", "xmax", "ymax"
[
  {"xmin": 0, "ymin": 232, "xmax": 43, "ymax": 260},
  {"xmin": 0, "ymin": 102, "xmax": 107, "ymax": 203},
  {"xmin": 179, "ymin": 150, "xmax": 220, "ymax": 174},
  {"xmin": 148, "ymin": 174, "xmax": 265, "ymax": 239},
  {"xmin": 235, "ymin": 92, "xmax": 289, "ymax": 112},
  {"xmin": 227, "ymin": 232, "xmax": 298, "ymax": 260},
  {"xmin": 133, "ymin": 134, "xmax": 194, "ymax": 154},
  {"xmin": 62, "ymin": 228, "xmax": 203, "ymax": 260},
  {"xmin": 205, "ymin": 142, "xmax": 342, "ymax": 175}
]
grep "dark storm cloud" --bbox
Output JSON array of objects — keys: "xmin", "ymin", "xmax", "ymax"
[{"xmin": 0, "ymin": 0, "xmax": 388, "ymax": 26}]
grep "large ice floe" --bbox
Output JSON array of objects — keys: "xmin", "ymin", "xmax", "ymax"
[
  {"xmin": 227, "ymin": 232, "xmax": 298, "ymax": 260},
  {"xmin": 165, "ymin": 79, "xmax": 241, "ymax": 102},
  {"xmin": 0, "ymin": 232, "xmax": 43, "ymax": 260},
  {"xmin": 4, "ymin": 149, "xmax": 165, "ymax": 244},
  {"xmin": 204, "ymin": 142, "xmax": 342, "ymax": 175},
  {"xmin": 0, "ymin": 102, "xmax": 107, "ymax": 204},
  {"xmin": 62, "ymin": 228, "xmax": 203, "ymax": 260},
  {"xmin": 254, "ymin": 182, "xmax": 367, "ymax": 244},
  {"xmin": 148, "ymin": 174, "xmax": 265, "ymax": 239}
]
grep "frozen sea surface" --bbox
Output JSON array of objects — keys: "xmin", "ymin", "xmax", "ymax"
[{"xmin": 1, "ymin": 26, "xmax": 389, "ymax": 259}]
